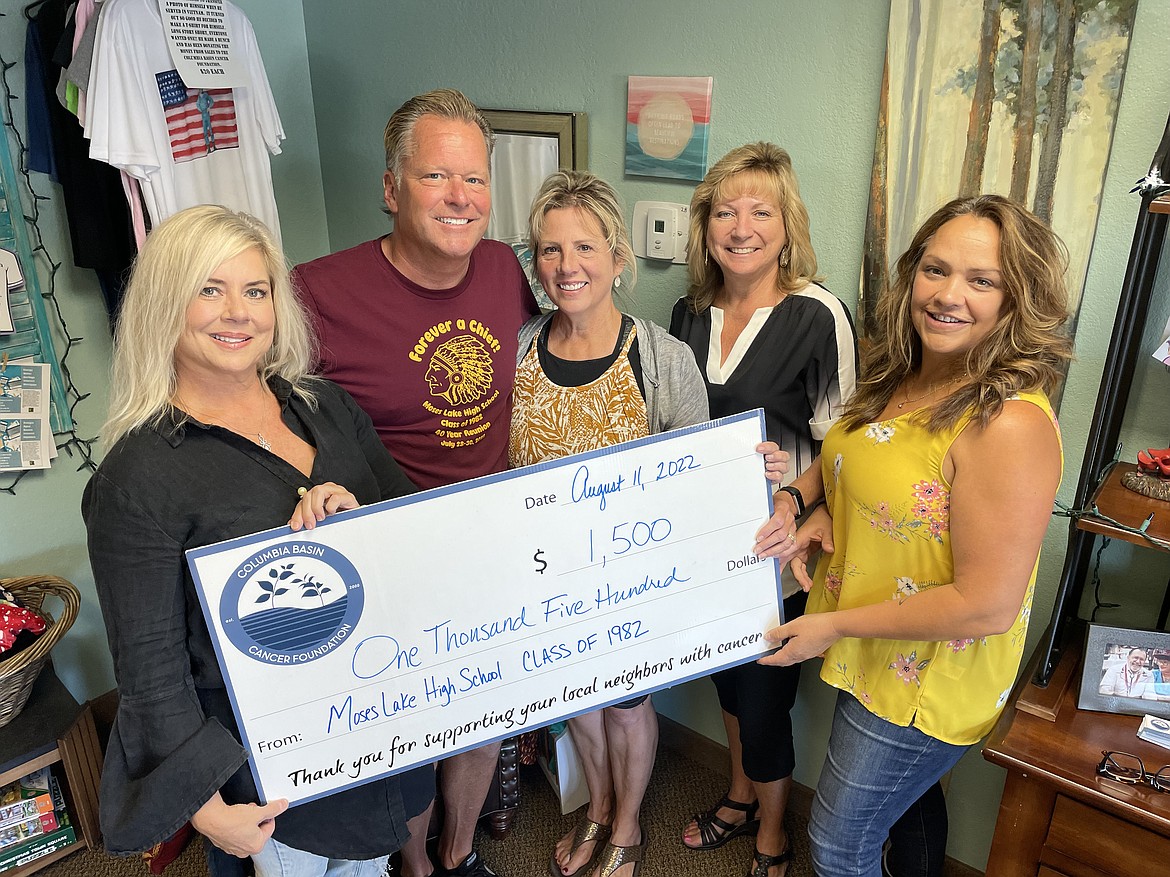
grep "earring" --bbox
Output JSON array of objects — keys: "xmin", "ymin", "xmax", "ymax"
[
  {"xmin": 614, "ymin": 276, "xmax": 621, "ymax": 290},
  {"xmin": 704, "ymin": 250, "xmax": 709, "ymax": 268},
  {"xmin": 779, "ymin": 245, "xmax": 790, "ymax": 268}
]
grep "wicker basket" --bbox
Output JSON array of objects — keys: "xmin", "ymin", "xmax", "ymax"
[{"xmin": 0, "ymin": 575, "xmax": 81, "ymax": 729}]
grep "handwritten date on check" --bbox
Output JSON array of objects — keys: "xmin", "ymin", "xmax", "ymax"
[{"xmin": 187, "ymin": 410, "xmax": 781, "ymax": 807}]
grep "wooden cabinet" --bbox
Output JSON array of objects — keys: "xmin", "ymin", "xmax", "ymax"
[
  {"xmin": 0, "ymin": 665, "xmax": 101, "ymax": 875},
  {"xmin": 984, "ymin": 642, "xmax": 1170, "ymax": 876}
]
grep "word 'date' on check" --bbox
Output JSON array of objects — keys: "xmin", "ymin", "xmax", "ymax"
[{"xmin": 187, "ymin": 410, "xmax": 782, "ymax": 807}]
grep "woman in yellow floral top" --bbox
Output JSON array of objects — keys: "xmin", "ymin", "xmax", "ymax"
[{"xmin": 755, "ymin": 195, "xmax": 1069, "ymax": 877}]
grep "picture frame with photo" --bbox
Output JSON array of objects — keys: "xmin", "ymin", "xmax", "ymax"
[{"xmin": 1078, "ymin": 623, "xmax": 1170, "ymax": 719}]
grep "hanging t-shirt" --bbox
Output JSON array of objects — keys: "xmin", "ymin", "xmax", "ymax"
[{"xmin": 84, "ymin": 0, "xmax": 284, "ymax": 243}]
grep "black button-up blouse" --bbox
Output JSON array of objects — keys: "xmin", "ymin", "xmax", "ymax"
[{"xmin": 83, "ymin": 377, "xmax": 421, "ymax": 858}]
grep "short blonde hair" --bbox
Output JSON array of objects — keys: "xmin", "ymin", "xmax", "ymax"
[
  {"xmin": 685, "ymin": 142, "xmax": 820, "ymax": 312},
  {"xmin": 103, "ymin": 206, "xmax": 316, "ymax": 448},
  {"xmin": 528, "ymin": 169, "xmax": 636, "ymax": 291}
]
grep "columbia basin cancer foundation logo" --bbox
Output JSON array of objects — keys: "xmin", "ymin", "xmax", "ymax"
[{"xmin": 220, "ymin": 543, "xmax": 364, "ymax": 665}]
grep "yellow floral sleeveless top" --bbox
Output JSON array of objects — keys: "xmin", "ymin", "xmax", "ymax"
[
  {"xmin": 806, "ymin": 390, "xmax": 1060, "ymax": 745},
  {"xmin": 509, "ymin": 325, "xmax": 649, "ymax": 467}
]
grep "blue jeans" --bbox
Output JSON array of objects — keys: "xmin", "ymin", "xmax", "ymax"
[
  {"xmin": 251, "ymin": 839, "xmax": 388, "ymax": 877},
  {"xmin": 809, "ymin": 691, "xmax": 968, "ymax": 877}
]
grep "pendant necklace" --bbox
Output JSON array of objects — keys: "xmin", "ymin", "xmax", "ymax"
[
  {"xmin": 896, "ymin": 376, "xmax": 964, "ymax": 410},
  {"xmin": 178, "ymin": 390, "xmax": 274, "ymax": 451}
]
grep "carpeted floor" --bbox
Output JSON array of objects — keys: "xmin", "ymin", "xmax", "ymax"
[{"xmin": 40, "ymin": 746, "xmax": 813, "ymax": 876}]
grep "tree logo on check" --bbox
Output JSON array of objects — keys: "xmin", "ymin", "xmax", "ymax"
[{"xmin": 218, "ymin": 542, "xmax": 365, "ymax": 665}]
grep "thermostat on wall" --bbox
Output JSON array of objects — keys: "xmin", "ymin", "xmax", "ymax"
[{"xmin": 632, "ymin": 201, "xmax": 689, "ymax": 264}]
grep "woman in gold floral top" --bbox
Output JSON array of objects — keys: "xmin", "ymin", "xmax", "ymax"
[{"xmin": 756, "ymin": 195, "xmax": 1069, "ymax": 877}]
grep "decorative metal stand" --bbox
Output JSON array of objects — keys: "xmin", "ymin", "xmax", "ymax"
[{"xmin": 1034, "ymin": 111, "xmax": 1170, "ymax": 686}]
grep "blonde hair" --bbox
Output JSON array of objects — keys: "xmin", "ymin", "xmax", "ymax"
[
  {"xmin": 383, "ymin": 88, "xmax": 495, "ymax": 178},
  {"xmin": 842, "ymin": 195, "xmax": 1073, "ymax": 432},
  {"xmin": 685, "ymin": 142, "xmax": 820, "ymax": 312},
  {"xmin": 528, "ymin": 169, "xmax": 636, "ymax": 291},
  {"xmin": 103, "ymin": 206, "xmax": 317, "ymax": 449}
]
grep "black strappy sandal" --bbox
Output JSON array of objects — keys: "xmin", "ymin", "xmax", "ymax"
[
  {"xmin": 683, "ymin": 795, "xmax": 760, "ymax": 850},
  {"xmin": 747, "ymin": 844, "xmax": 793, "ymax": 877}
]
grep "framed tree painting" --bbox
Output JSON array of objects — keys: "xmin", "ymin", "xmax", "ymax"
[{"xmin": 860, "ymin": 0, "xmax": 1138, "ymax": 404}]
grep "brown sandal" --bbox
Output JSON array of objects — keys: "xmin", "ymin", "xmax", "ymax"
[
  {"xmin": 594, "ymin": 831, "xmax": 647, "ymax": 877},
  {"xmin": 549, "ymin": 815, "xmax": 611, "ymax": 877}
]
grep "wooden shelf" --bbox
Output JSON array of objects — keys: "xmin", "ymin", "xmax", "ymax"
[
  {"xmin": 987, "ymin": 666, "xmax": 1170, "ymax": 835},
  {"xmin": 984, "ymin": 641, "xmax": 1170, "ymax": 875},
  {"xmin": 1075, "ymin": 461, "xmax": 1170, "ymax": 550},
  {"xmin": 0, "ymin": 666, "xmax": 101, "ymax": 876}
]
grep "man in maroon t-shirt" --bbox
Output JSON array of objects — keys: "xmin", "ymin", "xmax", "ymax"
[{"xmin": 294, "ymin": 90, "xmax": 538, "ymax": 877}]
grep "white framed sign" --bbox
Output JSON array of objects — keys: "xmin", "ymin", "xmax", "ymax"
[{"xmin": 188, "ymin": 410, "xmax": 781, "ymax": 806}]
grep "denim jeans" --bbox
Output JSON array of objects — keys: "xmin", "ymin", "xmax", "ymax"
[
  {"xmin": 809, "ymin": 690, "xmax": 968, "ymax": 877},
  {"xmin": 251, "ymin": 839, "xmax": 388, "ymax": 877}
]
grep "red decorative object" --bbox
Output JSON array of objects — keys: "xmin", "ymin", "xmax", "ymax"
[
  {"xmin": 143, "ymin": 822, "xmax": 194, "ymax": 874},
  {"xmin": 1137, "ymin": 447, "xmax": 1170, "ymax": 477},
  {"xmin": 0, "ymin": 586, "xmax": 46, "ymax": 656}
]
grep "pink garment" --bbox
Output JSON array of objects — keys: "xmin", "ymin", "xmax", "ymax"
[
  {"xmin": 72, "ymin": 0, "xmax": 95, "ymax": 53},
  {"xmin": 119, "ymin": 172, "xmax": 148, "ymax": 249}
]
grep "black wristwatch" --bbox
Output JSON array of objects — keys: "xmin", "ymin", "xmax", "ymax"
[{"xmin": 778, "ymin": 485, "xmax": 806, "ymax": 517}]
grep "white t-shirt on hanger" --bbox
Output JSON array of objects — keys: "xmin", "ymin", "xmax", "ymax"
[{"xmin": 84, "ymin": 0, "xmax": 285, "ymax": 244}]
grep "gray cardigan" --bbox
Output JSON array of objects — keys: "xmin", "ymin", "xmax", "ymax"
[{"xmin": 517, "ymin": 312, "xmax": 710, "ymax": 433}]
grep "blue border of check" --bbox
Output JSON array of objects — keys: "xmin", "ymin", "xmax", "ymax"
[{"xmin": 187, "ymin": 407, "xmax": 781, "ymax": 807}]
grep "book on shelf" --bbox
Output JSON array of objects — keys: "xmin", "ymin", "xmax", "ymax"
[
  {"xmin": 0, "ymin": 824, "xmax": 76, "ymax": 873},
  {"xmin": 0, "ymin": 766, "xmax": 75, "ymax": 872}
]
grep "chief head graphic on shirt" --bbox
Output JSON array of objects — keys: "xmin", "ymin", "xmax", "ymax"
[{"xmin": 424, "ymin": 334, "xmax": 494, "ymax": 405}]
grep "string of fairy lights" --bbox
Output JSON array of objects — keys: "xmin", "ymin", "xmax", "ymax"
[{"xmin": 0, "ymin": 9, "xmax": 98, "ymax": 495}]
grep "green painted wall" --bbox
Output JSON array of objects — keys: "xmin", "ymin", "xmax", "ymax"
[
  {"xmin": 299, "ymin": 0, "xmax": 1170, "ymax": 870},
  {"xmin": 0, "ymin": 0, "xmax": 329, "ymax": 696}
]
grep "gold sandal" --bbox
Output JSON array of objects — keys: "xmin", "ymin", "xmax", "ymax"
[
  {"xmin": 549, "ymin": 815, "xmax": 611, "ymax": 877},
  {"xmin": 594, "ymin": 831, "xmax": 648, "ymax": 877}
]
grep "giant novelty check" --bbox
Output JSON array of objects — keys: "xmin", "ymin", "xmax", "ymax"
[{"xmin": 188, "ymin": 410, "xmax": 782, "ymax": 807}]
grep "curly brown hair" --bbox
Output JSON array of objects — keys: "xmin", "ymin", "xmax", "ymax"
[{"xmin": 841, "ymin": 195, "xmax": 1073, "ymax": 433}]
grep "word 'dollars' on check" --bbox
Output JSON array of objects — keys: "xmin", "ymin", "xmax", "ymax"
[{"xmin": 188, "ymin": 409, "xmax": 782, "ymax": 807}]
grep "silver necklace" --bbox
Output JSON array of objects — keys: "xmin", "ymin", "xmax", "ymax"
[{"xmin": 178, "ymin": 392, "xmax": 274, "ymax": 450}]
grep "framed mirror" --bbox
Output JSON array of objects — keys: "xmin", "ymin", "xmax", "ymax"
[{"xmin": 482, "ymin": 110, "xmax": 588, "ymax": 308}]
